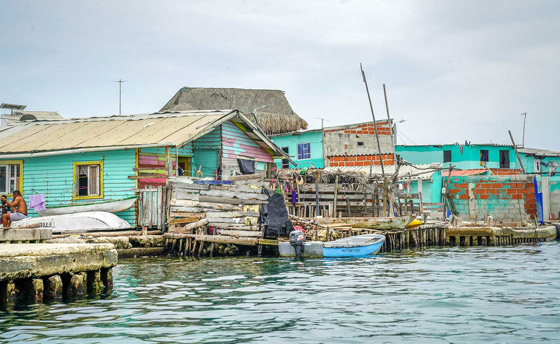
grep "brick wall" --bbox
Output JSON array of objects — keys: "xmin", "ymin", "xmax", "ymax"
[
  {"xmin": 447, "ymin": 175, "xmax": 536, "ymax": 221},
  {"xmin": 323, "ymin": 120, "xmax": 392, "ymax": 135},
  {"xmin": 328, "ymin": 154, "xmax": 395, "ymax": 167}
]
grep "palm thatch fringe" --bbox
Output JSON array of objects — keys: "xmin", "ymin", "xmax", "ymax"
[{"xmin": 160, "ymin": 87, "xmax": 308, "ymax": 135}]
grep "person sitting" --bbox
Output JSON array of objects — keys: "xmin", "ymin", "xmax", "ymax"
[
  {"xmin": 2, "ymin": 190, "xmax": 28, "ymax": 228},
  {"xmin": 0, "ymin": 195, "xmax": 10, "ymax": 215}
]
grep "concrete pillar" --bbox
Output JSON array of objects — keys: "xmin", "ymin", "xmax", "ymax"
[
  {"xmin": 101, "ymin": 268, "xmax": 113, "ymax": 291},
  {"xmin": 67, "ymin": 273, "xmax": 87, "ymax": 298},
  {"xmin": 0, "ymin": 281, "xmax": 17, "ymax": 304},
  {"xmin": 45, "ymin": 275, "xmax": 63, "ymax": 301},
  {"xmin": 542, "ymin": 177, "xmax": 550, "ymax": 220},
  {"xmin": 24, "ymin": 278, "xmax": 44, "ymax": 303},
  {"xmin": 87, "ymin": 270, "xmax": 104, "ymax": 294}
]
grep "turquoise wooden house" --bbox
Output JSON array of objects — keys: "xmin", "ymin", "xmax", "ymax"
[
  {"xmin": 0, "ymin": 110, "xmax": 289, "ymax": 227},
  {"xmin": 270, "ymin": 129, "xmax": 325, "ymax": 169}
]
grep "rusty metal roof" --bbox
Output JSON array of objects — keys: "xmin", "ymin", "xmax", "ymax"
[{"xmin": 0, "ymin": 110, "xmax": 245, "ymax": 155}]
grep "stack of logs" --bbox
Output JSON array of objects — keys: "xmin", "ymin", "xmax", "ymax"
[{"xmin": 165, "ymin": 174, "xmax": 272, "ymax": 256}]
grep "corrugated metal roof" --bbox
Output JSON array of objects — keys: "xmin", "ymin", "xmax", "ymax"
[
  {"xmin": 448, "ymin": 169, "xmax": 487, "ymax": 176},
  {"xmin": 322, "ymin": 163, "xmax": 441, "ymax": 180},
  {"xmin": 519, "ymin": 148, "xmax": 560, "ymax": 157},
  {"xmin": 0, "ymin": 110, "xmax": 277, "ymax": 156},
  {"xmin": 2, "ymin": 111, "xmax": 63, "ymax": 124}
]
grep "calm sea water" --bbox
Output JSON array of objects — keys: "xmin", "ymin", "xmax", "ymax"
[{"xmin": 1, "ymin": 242, "xmax": 559, "ymax": 343}]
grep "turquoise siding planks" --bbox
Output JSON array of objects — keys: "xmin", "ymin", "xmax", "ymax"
[
  {"xmin": 192, "ymin": 126, "xmax": 221, "ymax": 177},
  {"xmin": 8, "ymin": 149, "xmax": 137, "ymax": 226}
]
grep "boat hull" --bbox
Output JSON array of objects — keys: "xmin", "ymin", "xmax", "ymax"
[
  {"xmin": 279, "ymin": 234, "xmax": 386, "ymax": 258},
  {"xmin": 37, "ymin": 197, "xmax": 137, "ymax": 216},
  {"xmin": 322, "ymin": 240, "xmax": 383, "ymax": 258},
  {"xmin": 11, "ymin": 211, "xmax": 132, "ymax": 234}
]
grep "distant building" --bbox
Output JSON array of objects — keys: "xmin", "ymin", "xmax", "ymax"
[
  {"xmin": 271, "ymin": 120, "xmax": 395, "ymax": 169},
  {"xmin": 395, "ymin": 143, "xmax": 560, "ymax": 175},
  {"xmin": 160, "ymin": 87, "xmax": 308, "ymax": 135},
  {"xmin": 1, "ymin": 110, "xmax": 63, "ymax": 126}
]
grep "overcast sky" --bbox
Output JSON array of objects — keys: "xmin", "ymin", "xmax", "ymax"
[{"xmin": 1, "ymin": 0, "xmax": 559, "ymax": 149}]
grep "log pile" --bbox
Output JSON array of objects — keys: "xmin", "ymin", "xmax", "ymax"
[{"xmin": 168, "ymin": 176, "xmax": 268, "ymax": 243}]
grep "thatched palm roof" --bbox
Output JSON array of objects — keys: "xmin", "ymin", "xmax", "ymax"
[{"xmin": 160, "ymin": 87, "xmax": 308, "ymax": 135}]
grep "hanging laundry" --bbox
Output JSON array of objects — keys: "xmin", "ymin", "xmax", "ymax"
[
  {"xmin": 29, "ymin": 194, "xmax": 46, "ymax": 212},
  {"xmin": 291, "ymin": 189, "xmax": 297, "ymax": 206}
]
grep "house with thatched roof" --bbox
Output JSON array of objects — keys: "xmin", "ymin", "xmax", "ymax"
[{"xmin": 160, "ymin": 87, "xmax": 308, "ymax": 135}]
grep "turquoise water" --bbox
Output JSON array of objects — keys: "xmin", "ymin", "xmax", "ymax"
[{"xmin": 1, "ymin": 242, "xmax": 560, "ymax": 343}]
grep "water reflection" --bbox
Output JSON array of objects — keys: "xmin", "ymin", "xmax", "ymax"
[{"xmin": 1, "ymin": 243, "xmax": 559, "ymax": 343}]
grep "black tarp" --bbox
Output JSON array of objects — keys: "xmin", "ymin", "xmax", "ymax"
[
  {"xmin": 237, "ymin": 159, "xmax": 255, "ymax": 174},
  {"xmin": 261, "ymin": 191, "xmax": 293, "ymax": 238}
]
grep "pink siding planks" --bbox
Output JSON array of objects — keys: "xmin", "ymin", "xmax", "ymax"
[{"xmin": 221, "ymin": 121, "xmax": 273, "ymax": 163}]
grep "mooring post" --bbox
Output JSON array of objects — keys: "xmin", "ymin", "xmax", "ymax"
[
  {"xmin": 87, "ymin": 270, "xmax": 104, "ymax": 294},
  {"xmin": 45, "ymin": 275, "xmax": 63, "ymax": 301},
  {"xmin": 101, "ymin": 268, "xmax": 113, "ymax": 291}
]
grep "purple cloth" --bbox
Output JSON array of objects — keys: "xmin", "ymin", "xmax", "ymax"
[
  {"xmin": 291, "ymin": 190, "xmax": 297, "ymax": 205},
  {"xmin": 29, "ymin": 194, "xmax": 46, "ymax": 212}
]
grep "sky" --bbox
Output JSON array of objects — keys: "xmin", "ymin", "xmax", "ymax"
[{"xmin": 1, "ymin": 0, "xmax": 559, "ymax": 150}]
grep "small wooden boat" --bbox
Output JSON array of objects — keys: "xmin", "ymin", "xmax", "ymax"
[
  {"xmin": 278, "ymin": 234, "xmax": 385, "ymax": 258},
  {"xmin": 322, "ymin": 234, "xmax": 385, "ymax": 258},
  {"xmin": 11, "ymin": 211, "xmax": 132, "ymax": 234},
  {"xmin": 37, "ymin": 196, "xmax": 138, "ymax": 216}
]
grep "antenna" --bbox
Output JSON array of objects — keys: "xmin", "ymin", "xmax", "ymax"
[
  {"xmin": 315, "ymin": 117, "xmax": 329, "ymax": 129},
  {"xmin": 520, "ymin": 112, "xmax": 527, "ymax": 147},
  {"xmin": 111, "ymin": 79, "xmax": 126, "ymax": 114}
]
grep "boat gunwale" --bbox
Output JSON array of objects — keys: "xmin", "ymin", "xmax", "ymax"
[{"xmin": 44, "ymin": 196, "xmax": 138, "ymax": 209}]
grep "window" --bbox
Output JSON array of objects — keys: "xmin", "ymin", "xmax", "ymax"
[
  {"xmin": 0, "ymin": 162, "xmax": 22, "ymax": 194},
  {"xmin": 281, "ymin": 147, "xmax": 290, "ymax": 169},
  {"xmin": 499, "ymin": 150, "xmax": 510, "ymax": 168},
  {"xmin": 443, "ymin": 150, "xmax": 452, "ymax": 163},
  {"xmin": 357, "ymin": 142, "xmax": 364, "ymax": 146},
  {"xmin": 74, "ymin": 162, "xmax": 103, "ymax": 199},
  {"xmin": 480, "ymin": 150, "xmax": 489, "ymax": 162},
  {"xmin": 297, "ymin": 143, "xmax": 311, "ymax": 160}
]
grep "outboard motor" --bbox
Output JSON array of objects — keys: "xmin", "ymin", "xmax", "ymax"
[{"xmin": 289, "ymin": 230, "xmax": 305, "ymax": 259}]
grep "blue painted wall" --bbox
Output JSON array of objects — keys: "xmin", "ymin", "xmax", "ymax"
[{"xmin": 271, "ymin": 130, "xmax": 324, "ymax": 169}]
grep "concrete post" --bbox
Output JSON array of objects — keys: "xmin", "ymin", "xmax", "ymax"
[
  {"xmin": 67, "ymin": 273, "xmax": 87, "ymax": 298},
  {"xmin": 45, "ymin": 275, "xmax": 63, "ymax": 301},
  {"xmin": 101, "ymin": 268, "xmax": 113, "ymax": 291},
  {"xmin": 87, "ymin": 270, "xmax": 104, "ymax": 294},
  {"xmin": 25, "ymin": 278, "xmax": 44, "ymax": 303},
  {"xmin": 542, "ymin": 177, "xmax": 550, "ymax": 220},
  {"xmin": 0, "ymin": 281, "xmax": 17, "ymax": 304}
]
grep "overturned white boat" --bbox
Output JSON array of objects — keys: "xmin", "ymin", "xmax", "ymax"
[
  {"xmin": 11, "ymin": 211, "xmax": 132, "ymax": 234},
  {"xmin": 37, "ymin": 196, "xmax": 137, "ymax": 217}
]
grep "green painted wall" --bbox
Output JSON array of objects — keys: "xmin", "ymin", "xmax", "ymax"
[
  {"xmin": 271, "ymin": 130, "xmax": 324, "ymax": 169},
  {"xmin": 1, "ymin": 149, "xmax": 137, "ymax": 225}
]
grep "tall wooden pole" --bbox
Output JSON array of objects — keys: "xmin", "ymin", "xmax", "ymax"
[
  {"xmin": 508, "ymin": 130, "xmax": 526, "ymax": 174},
  {"xmin": 383, "ymin": 84, "xmax": 396, "ymax": 154},
  {"xmin": 360, "ymin": 64, "xmax": 385, "ymax": 177}
]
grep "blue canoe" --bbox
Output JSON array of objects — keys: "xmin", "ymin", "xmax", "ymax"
[{"xmin": 322, "ymin": 234, "xmax": 385, "ymax": 258}]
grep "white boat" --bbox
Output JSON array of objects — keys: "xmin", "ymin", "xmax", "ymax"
[
  {"xmin": 37, "ymin": 196, "xmax": 137, "ymax": 216},
  {"xmin": 11, "ymin": 211, "xmax": 132, "ymax": 234}
]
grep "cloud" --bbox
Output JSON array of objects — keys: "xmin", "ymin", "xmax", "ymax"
[{"xmin": 0, "ymin": 0, "xmax": 558, "ymax": 149}]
